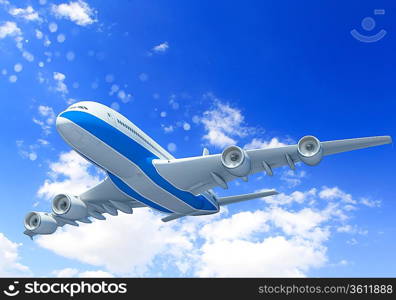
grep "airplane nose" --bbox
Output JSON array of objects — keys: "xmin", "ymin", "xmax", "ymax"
[
  {"xmin": 56, "ymin": 115, "xmax": 84, "ymax": 146},
  {"xmin": 56, "ymin": 114, "xmax": 69, "ymax": 132}
]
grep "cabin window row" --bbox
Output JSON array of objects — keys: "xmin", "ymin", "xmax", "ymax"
[{"xmin": 116, "ymin": 118, "xmax": 169, "ymax": 158}]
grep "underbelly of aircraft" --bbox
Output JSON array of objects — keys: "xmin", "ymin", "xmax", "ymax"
[{"xmin": 58, "ymin": 118, "xmax": 208, "ymax": 215}]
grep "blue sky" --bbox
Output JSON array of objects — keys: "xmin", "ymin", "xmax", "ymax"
[{"xmin": 0, "ymin": 0, "xmax": 395, "ymax": 277}]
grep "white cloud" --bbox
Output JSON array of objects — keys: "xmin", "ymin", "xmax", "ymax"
[
  {"xmin": 0, "ymin": 21, "xmax": 21, "ymax": 39},
  {"xmin": 319, "ymin": 186, "xmax": 356, "ymax": 204},
  {"xmin": 36, "ymin": 186, "xmax": 375, "ymax": 277},
  {"xmin": 263, "ymin": 188, "xmax": 317, "ymax": 206},
  {"xmin": 336, "ymin": 224, "xmax": 368, "ymax": 235},
  {"xmin": 196, "ymin": 236, "xmax": 326, "ymax": 277},
  {"xmin": 152, "ymin": 42, "xmax": 169, "ymax": 53},
  {"xmin": 268, "ymin": 207, "xmax": 329, "ymax": 243},
  {"xmin": 16, "ymin": 140, "xmax": 39, "ymax": 161},
  {"xmin": 37, "ymin": 150, "xmax": 102, "ymax": 200},
  {"xmin": 167, "ymin": 142, "xmax": 177, "ymax": 152},
  {"xmin": 53, "ymin": 72, "xmax": 69, "ymax": 95},
  {"xmin": 201, "ymin": 95, "xmax": 255, "ymax": 148},
  {"xmin": 162, "ymin": 125, "xmax": 174, "ymax": 133},
  {"xmin": 37, "ymin": 210, "xmax": 194, "ymax": 275},
  {"xmin": 37, "ymin": 138, "xmax": 50, "ymax": 146},
  {"xmin": 54, "ymin": 72, "xmax": 66, "ymax": 82},
  {"xmin": 33, "ymin": 105, "xmax": 56, "ymax": 135},
  {"xmin": 78, "ymin": 270, "xmax": 114, "ymax": 277},
  {"xmin": 280, "ymin": 170, "xmax": 307, "ymax": 187},
  {"xmin": 360, "ymin": 197, "xmax": 381, "ymax": 208},
  {"xmin": 244, "ymin": 137, "xmax": 287, "ymax": 150},
  {"xmin": 52, "ymin": 268, "xmax": 114, "ymax": 278},
  {"xmin": 38, "ymin": 105, "xmax": 56, "ymax": 124},
  {"xmin": 34, "ymin": 151, "xmax": 380, "ymax": 277},
  {"xmin": 9, "ymin": 6, "xmax": 42, "ymax": 22},
  {"xmin": 200, "ymin": 210, "xmax": 270, "ymax": 242},
  {"xmin": 35, "ymin": 187, "xmax": 349, "ymax": 277},
  {"xmin": 51, "ymin": 1, "xmax": 97, "ymax": 26},
  {"xmin": 52, "ymin": 267, "xmax": 78, "ymax": 277},
  {"xmin": 0, "ymin": 233, "xmax": 31, "ymax": 276},
  {"xmin": 347, "ymin": 238, "xmax": 358, "ymax": 245}
]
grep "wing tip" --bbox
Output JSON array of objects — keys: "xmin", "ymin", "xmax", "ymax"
[{"xmin": 373, "ymin": 135, "xmax": 392, "ymax": 144}]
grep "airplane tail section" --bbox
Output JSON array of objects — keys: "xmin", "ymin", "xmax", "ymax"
[{"xmin": 217, "ymin": 189, "xmax": 278, "ymax": 206}]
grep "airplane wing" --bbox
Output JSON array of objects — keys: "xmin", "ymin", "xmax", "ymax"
[
  {"xmin": 24, "ymin": 176, "xmax": 146, "ymax": 238},
  {"xmin": 153, "ymin": 136, "xmax": 392, "ymax": 195}
]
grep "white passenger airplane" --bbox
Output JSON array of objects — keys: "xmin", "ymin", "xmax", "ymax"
[{"xmin": 24, "ymin": 101, "xmax": 392, "ymax": 238}]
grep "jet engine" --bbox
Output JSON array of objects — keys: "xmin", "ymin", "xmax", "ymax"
[
  {"xmin": 221, "ymin": 146, "xmax": 251, "ymax": 177},
  {"xmin": 297, "ymin": 135, "xmax": 323, "ymax": 166},
  {"xmin": 52, "ymin": 194, "xmax": 88, "ymax": 220},
  {"xmin": 24, "ymin": 212, "xmax": 57, "ymax": 234}
]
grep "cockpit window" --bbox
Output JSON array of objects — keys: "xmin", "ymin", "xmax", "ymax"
[{"xmin": 68, "ymin": 105, "xmax": 88, "ymax": 110}]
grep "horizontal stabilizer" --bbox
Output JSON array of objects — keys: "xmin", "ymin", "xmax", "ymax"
[
  {"xmin": 217, "ymin": 189, "xmax": 278, "ymax": 206},
  {"xmin": 162, "ymin": 213, "xmax": 185, "ymax": 222}
]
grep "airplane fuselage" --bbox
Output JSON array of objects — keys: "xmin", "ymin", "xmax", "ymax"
[{"xmin": 56, "ymin": 101, "xmax": 219, "ymax": 216}]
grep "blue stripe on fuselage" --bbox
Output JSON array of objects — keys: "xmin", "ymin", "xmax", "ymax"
[
  {"xmin": 107, "ymin": 172, "xmax": 173, "ymax": 213},
  {"xmin": 59, "ymin": 110, "xmax": 217, "ymax": 212},
  {"xmin": 73, "ymin": 148, "xmax": 172, "ymax": 213}
]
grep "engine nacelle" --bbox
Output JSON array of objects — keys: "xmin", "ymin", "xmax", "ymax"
[
  {"xmin": 297, "ymin": 135, "xmax": 323, "ymax": 166},
  {"xmin": 24, "ymin": 212, "xmax": 57, "ymax": 234},
  {"xmin": 52, "ymin": 194, "xmax": 87, "ymax": 220},
  {"xmin": 221, "ymin": 146, "xmax": 251, "ymax": 177}
]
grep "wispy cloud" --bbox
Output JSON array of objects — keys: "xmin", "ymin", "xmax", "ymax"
[
  {"xmin": 359, "ymin": 197, "xmax": 381, "ymax": 208},
  {"xmin": 53, "ymin": 72, "xmax": 69, "ymax": 95},
  {"xmin": 32, "ymin": 105, "xmax": 56, "ymax": 135},
  {"xmin": 52, "ymin": 268, "xmax": 114, "ymax": 278},
  {"xmin": 0, "ymin": 21, "xmax": 21, "ymax": 39},
  {"xmin": 152, "ymin": 41, "xmax": 169, "ymax": 53},
  {"xmin": 244, "ymin": 137, "xmax": 287, "ymax": 150},
  {"xmin": 51, "ymin": 1, "xmax": 97, "ymax": 26},
  {"xmin": 9, "ymin": 6, "xmax": 42, "ymax": 22},
  {"xmin": 200, "ymin": 94, "xmax": 256, "ymax": 148},
  {"xmin": 35, "ymin": 153, "xmax": 380, "ymax": 277},
  {"xmin": 37, "ymin": 150, "xmax": 103, "ymax": 200},
  {"xmin": 0, "ymin": 233, "xmax": 31, "ymax": 276},
  {"xmin": 280, "ymin": 169, "xmax": 307, "ymax": 187},
  {"xmin": 16, "ymin": 140, "xmax": 38, "ymax": 161},
  {"xmin": 319, "ymin": 186, "xmax": 356, "ymax": 204}
]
